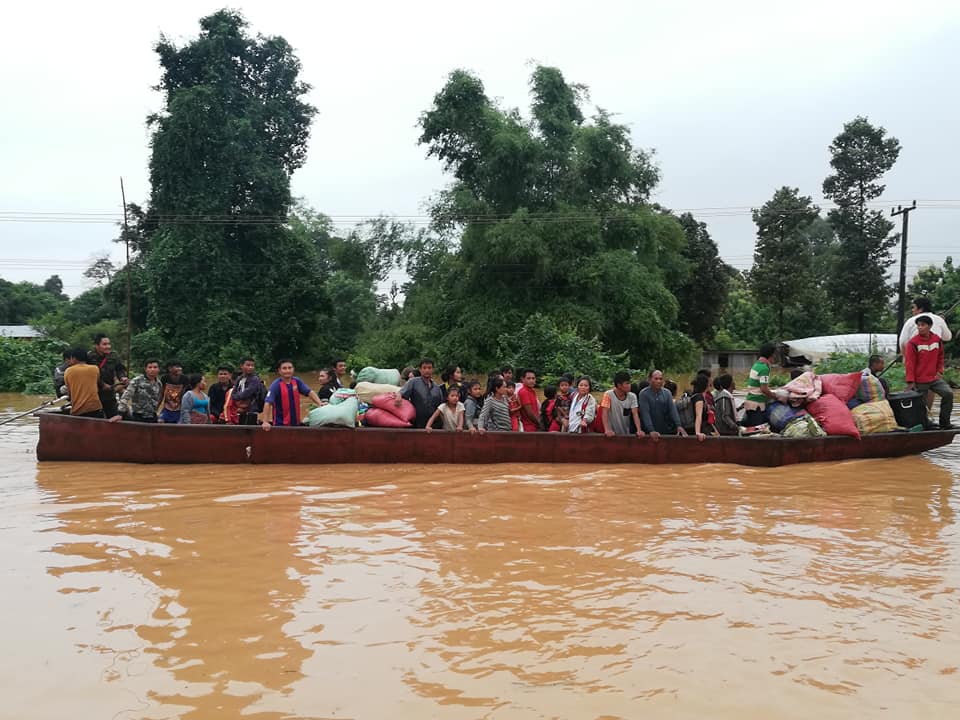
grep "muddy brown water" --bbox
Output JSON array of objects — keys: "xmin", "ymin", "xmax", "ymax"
[{"xmin": 1, "ymin": 393, "xmax": 959, "ymax": 719}]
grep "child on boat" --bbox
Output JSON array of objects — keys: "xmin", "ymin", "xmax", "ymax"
[
  {"xmin": 506, "ymin": 380, "xmax": 521, "ymax": 431},
  {"xmin": 540, "ymin": 384, "xmax": 557, "ymax": 432},
  {"xmin": 550, "ymin": 376, "xmax": 572, "ymax": 431},
  {"xmin": 426, "ymin": 386, "xmax": 465, "ymax": 432}
]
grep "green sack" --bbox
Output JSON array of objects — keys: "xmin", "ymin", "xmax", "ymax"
[
  {"xmin": 782, "ymin": 414, "xmax": 827, "ymax": 438},
  {"xmin": 307, "ymin": 397, "xmax": 358, "ymax": 427},
  {"xmin": 356, "ymin": 367, "xmax": 402, "ymax": 386},
  {"xmin": 328, "ymin": 388, "xmax": 356, "ymax": 406}
]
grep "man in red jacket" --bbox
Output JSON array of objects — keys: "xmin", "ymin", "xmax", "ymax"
[{"xmin": 905, "ymin": 315, "xmax": 954, "ymax": 430}]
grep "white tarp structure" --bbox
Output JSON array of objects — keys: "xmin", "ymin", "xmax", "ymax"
[{"xmin": 782, "ymin": 333, "xmax": 898, "ymax": 363}]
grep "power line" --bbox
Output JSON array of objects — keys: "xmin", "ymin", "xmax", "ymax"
[{"xmin": 3, "ymin": 199, "xmax": 960, "ymax": 225}]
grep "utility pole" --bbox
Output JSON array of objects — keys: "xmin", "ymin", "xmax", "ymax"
[
  {"xmin": 892, "ymin": 200, "xmax": 917, "ymax": 334},
  {"xmin": 120, "ymin": 177, "xmax": 132, "ymax": 373}
]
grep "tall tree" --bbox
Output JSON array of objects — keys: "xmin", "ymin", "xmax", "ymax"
[
  {"xmin": 908, "ymin": 256, "xmax": 959, "ymax": 315},
  {"xmin": 142, "ymin": 10, "xmax": 322, "ymax": 366},
  {"xmin": 749, "ymin": 187, "xmax": 820, "ymax": 336},
  {"xmin": 83, "ymin": 254, "xmax": 116, "ymax": 286},
  {"xmin": 822, "ymin": 117, "xmax": 901, "ymax": 331},
  {"xmin": 672, "ymin": 213, "xmax": 732, "ymax": 344},
  {"xmin": 374, "ymin": 66, "xmax": 691, "ymax": 370},
  {"xmin": 42, "ymin": 275, "xmax": 65, "ymax": 298}
]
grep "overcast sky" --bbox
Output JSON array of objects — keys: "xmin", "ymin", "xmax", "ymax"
[{"xmin": 2, "ymin": 0, "xmax": 959, "ymax": 298}]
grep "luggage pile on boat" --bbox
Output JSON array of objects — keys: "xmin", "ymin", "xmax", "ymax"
[{"xmin": 758, "ymin": 370, "xmax": 930, "ymax": 440}]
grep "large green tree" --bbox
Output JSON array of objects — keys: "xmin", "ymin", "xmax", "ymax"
[
  {"xmin": 672, "ymin": 212, "xmax": 732, "ymax": 344},
  {"xmin": 749, "ymin": 187, "xmax": 820, "ymax": 336},
  {"xmin": 141, "ymin": 10, "xmax": 322, "ymax": 366},
  {"xmin": 369, "ymin": 66, "xmax": 693, "ymax": 371},
  {"xmin": 908, "ymin": 256, "xmax": 959, "ymax": 347},
  {"xmin": 822, "ymin": 117, "xmax": 901, "ymax": 331}
]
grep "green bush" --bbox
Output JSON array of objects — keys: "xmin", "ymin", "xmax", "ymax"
[
  {"xmin": 0, "ymin": 337, "xmax": 64, "ymax": 394},
  {"xmin": 497, "ymin": 313, "xmax": 629, "ymax": 388},
  {"xmin": 130, "ymin": 328, "xmax": 171, "ymax": 367}
]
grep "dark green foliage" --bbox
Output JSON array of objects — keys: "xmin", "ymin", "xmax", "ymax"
[
  {"xmin": 32, "ymin": 287, "xmax": 127, "ymax": 359},
  {"xmin": 497, "ymin": 313, "xmax": 628, "ymax": 384},
  {"xmin": 42, "ymin": 275, "xmax": 66, "ymax": 299},
  {"xmin": 370, "ymin": 65, "xmax": 696, "ymax": 371},
  {"xmin": 712, "ymin": 273, "xmax": 776, "ymax": 349},
  {"xmin": 672, "ymin": 213, "xmax": 732, "ymax": 344},
  {"xmin": 749, "ymin": 187, "xmax": 821, "ymax": 336},
  {"xmin": 822, "ymin": 117, "xmax": 901, "ymax": 331},
  {"xmin": 0, "ymin": 277, "xmax": 68, "ymax": 324},
  {"xmin": 142, "ymin": 10, "xmax": 322, "ymax": 368},
  {"xmin": 0, "ymin": 338, "xmax": 63, "ymax": 394}
]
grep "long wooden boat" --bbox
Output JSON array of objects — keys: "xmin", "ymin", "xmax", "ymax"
[{"xmin": 35, "ymin": 412, "xmax": 959, "ymax": 467}]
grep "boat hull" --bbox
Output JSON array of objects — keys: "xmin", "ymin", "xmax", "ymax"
[{"xmin": 35, "ymin": 412, "xmax": 960, "ymax": 466}]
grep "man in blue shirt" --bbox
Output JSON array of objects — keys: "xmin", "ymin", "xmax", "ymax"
[
  {"xmin": 262, "ymin": 359, "xmax": 322, "ymax": 430},
  {"xmin": 400, "ymin": 358, "xmax": 444, "ymax": 429},
  {"xmin": 638, "ymin": 370, "xmax": 688, "ymax": 440}
]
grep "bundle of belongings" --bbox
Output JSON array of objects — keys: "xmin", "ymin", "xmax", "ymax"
[{"xmin": 751, "ymin": 367, "xmax": 905, "ymax": 439}]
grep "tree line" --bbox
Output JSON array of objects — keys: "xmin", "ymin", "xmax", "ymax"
[{"xmin": 2, "ymin": 9, "xmax": 956, "ymax": 391}]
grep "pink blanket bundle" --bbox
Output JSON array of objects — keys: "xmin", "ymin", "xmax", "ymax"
[{"xmin": 781, "ymin": 371, "xmax": 823, "ymax": 406}]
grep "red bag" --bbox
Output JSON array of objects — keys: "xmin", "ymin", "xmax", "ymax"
[
  {"xmin": 364, "ymin": 407, "xmax": 412, "ymax": 428},
  {"xmin": 807, "ymin": 394, "xmax": 861, "ymax": 438},
  {"xmin": 819, "ymin": 372, "xmax": 861, "ymax": 402},
  {"xmin": 370, "ymin": 393, "xmax": 416, "ymax": 423}
]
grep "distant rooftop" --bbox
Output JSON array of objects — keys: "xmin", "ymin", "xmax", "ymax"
[{"xmin": 0, "ymin": 325, "xmax": 44, "ymax": 339}]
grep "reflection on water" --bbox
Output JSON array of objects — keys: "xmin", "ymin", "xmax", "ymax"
[{"xmin": 0, "ymin": 414, "xmax": 959, "ymax": 717}]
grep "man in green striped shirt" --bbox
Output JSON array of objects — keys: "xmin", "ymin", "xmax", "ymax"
[{"xmin": 742, "ymin": 342, "xmax": 778, "ymax": 426}]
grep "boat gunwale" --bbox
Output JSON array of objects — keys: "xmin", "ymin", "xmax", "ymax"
[{"xmin": 35, "ymin": 411, "xmax": 960, "ymax": 467}]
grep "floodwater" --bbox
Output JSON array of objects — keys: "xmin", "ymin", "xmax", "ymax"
[{"xmin": 1, "ymin": 394, "xmax": 959, "ymax": 719}]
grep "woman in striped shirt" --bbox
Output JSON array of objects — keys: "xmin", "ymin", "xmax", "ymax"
[{"xmin": 478, "ymin": 377, "xmax": 513, "ymax": 433}]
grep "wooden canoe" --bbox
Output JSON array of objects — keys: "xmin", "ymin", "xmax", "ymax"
[{"xmin": 35, "ymin": 412, "xmax": 959, "ymax": 467}]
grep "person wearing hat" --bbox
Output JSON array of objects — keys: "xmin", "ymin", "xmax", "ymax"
[{"xmin": 904, "ymin": 315, "xmax": 954, "ymax": 430}]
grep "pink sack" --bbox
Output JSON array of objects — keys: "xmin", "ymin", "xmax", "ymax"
[
  {"xmin": 364, "ymin": 407, "xmax": 412, "ymax": 428},
  {"xmin": 370, "ymin": 393, "xmax": 416, "ymax": 423},
  {"xmin": 807, "ymin": 394, "xmax": 861, "ymax": 439},
  {"xmin": 819, "ymin": 372, "xmax": 862, "ymax": 402}
]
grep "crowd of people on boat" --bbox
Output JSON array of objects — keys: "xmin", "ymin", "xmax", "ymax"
[{"xmin": 52, "ymin": 296, "xmax": 954, "ymax": 438}]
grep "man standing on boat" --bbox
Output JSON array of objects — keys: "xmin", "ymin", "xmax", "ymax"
[
  {"xmin": 119, "ymin": 358, "xmax": 162, "ymax": 423},
  {"xmin": 899, "ymin": 297, "xmax": 953, "ymax": 412},
  {"xmin": 157, "ymin": 360, "xmax": 188, "ymax": 424},
  {"xmin": 400, "ymin": 358, "xmax": 444, "ymax": 429},
  {"xmin": 88, "ymin": 334, "xmax": 127, "ymax": 420},
  {"xmin": 232, "ymin": 357, "xmax": 264, "ymax": 425},
  {"xmin": 64, "ymin": 347, "xmax": 112, "ymax": 419},
  {"xmin": 904, "ymin": 315, "xmax": 954, "ymax": 430},
  {"xmin": 601, "ymin": 371, "xmax": 644, "ymax": 438},
  {"xmin": 898, "ymin": 297, "xmax": 952, "ymax": 352},
  {"xmin": 517, "ymin": 369, "xmax": 542, "ymax": 431},
  {"xmin": 261, "ymin": 359, "xmax": 323, "ymax": 430},
  {"xmin": 208, "ymin": 366, "xmax": 234, "ymax": 423},
  {"xmin": 741, "ymin": 342, "xmax": 778, "ymax": 426},
  {"xmin": 332, "ymin": 358, "xmax": 349, "ymax": 389},
  {"xmin": 638, "ymin": 370, "xmax": 686, "ymax": 440}
]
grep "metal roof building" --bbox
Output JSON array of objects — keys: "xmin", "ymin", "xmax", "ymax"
[{"xmin": 0, "ymin": 325, "xmax": 44, "ymax": 339}]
